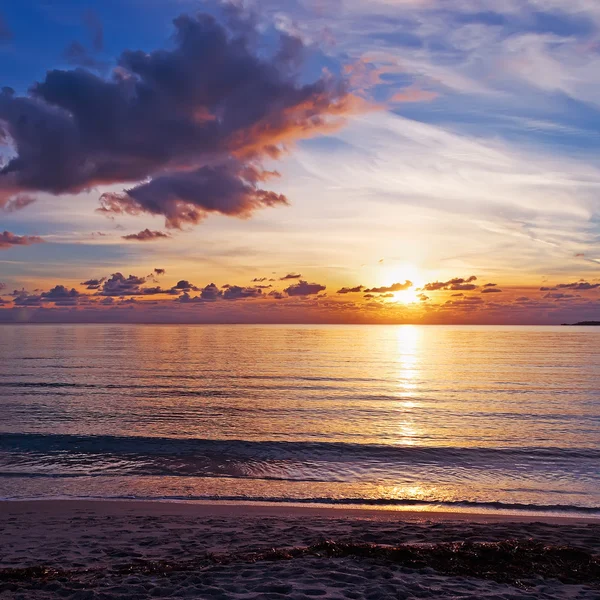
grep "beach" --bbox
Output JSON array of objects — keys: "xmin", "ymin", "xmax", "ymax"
[{"xmin": 1, "ymin": 501, "xmax": 599, "ymax": 599}]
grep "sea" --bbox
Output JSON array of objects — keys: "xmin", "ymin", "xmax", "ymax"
[{"xmin": 0, "ymin": 324, "xmax": 598, "ymax": 517}]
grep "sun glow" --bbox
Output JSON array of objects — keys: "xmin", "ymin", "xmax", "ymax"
[
  {"xmin": 381, "ymin": 264, "xmax": 424, "ymax": 304},
  {"xmin": 392, "ymin": 288, "xmax": 421, "ymax": 304}
]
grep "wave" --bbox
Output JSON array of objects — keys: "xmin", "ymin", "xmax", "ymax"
[
  {"xmin": 0, "ymin": 433, "xmax": 600, "ymax": 460},
  {"xmin": 1, "ymin": 432, "xmax": 599, "ymax": 460},
  {"xmin": 1, "ymin": 433, "xmax": 599, "ymax": 486},
  {"xmin": 1, "ymin": 491, "xmax": 599, "ymax": 515}
]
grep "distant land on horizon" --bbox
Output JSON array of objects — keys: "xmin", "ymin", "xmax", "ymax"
[{"xmin": 562, "ymin": 321, "xmax": 600, "ymax": 326}]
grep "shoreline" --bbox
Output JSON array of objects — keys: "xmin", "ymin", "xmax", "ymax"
[{"xmin": 3, "ymin": 498, "xmax": 599, "ymax": 525}]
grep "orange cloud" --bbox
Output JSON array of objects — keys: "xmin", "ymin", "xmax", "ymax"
[{"xmin": 390, "ymin": 86, "xmax": 438, "ymax": 103}]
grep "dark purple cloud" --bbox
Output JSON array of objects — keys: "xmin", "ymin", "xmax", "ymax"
[
  {"xmin": 337, "ymin": 285, "xmax": 363, "ymax": 294},
  {"xmin": 223, "ymin": 285, "xmax": 263, "ymax": 300},
  {"xmin": 481, "ymin": 287, "xmax": 502, "ymax": 293},
  {"xmin": 421, "ymin": 276, "xmax": 478, "ymax": 291},
  {"xmin": 122, "ymin": 229, "xmax": 171, "ymax": 241},
  {"xmin": 252, "ymin": 277, "xmax": 268, "ymax": 282},
  {"xmin": 0, "ymin": 12, "xmax": 352, "ymax": 225},
  {"xmin": 544, "ymin": 292, "xmax": 579, "ymax": 299},
  {"xmin": 13, "ymin": 292, "xmax": 43, "ymax": 306},
  {"xmin": 483, "ymin": 282, "xmax": 497, "ymax": 288},
  {"xmin": 41, "ymin": 285, "xmax": 81, "ymax": 300},
  {"xmin": 99, "ymin": 161, "xmax": 287, "ymax": 228},
  {"xmin": 364, "ymin": 281, "xmax": 412, "ymax": 293},
  {"xmin": 170, "ymin": 280, "xmax": 200, "ymax": 294},
  {"xmin": 280, "ymin": 273, "xmax": 302, "ymax": 280},
  {"xmin": 200, "ymin": 283, "xmax": 222, "ymax": 301},
  {"xmin": 284, "ymin": 280, "xmax": 326, "ymax": 296},
  {"xmin": 154, "ymin": 268, "xmax": 166, "ymax": 275},
  {"xmin": 540, "ymin": 281, "xmax": 600, "ymax": 291},
  {"xmin": 81, "ymin": 277, "xmax": 105, "ymax": 290},
  {"xmin": 0, "ymin": 231, "xmax": 44, "ymax": 249},
  {"xmin": 557, "ymin": 281, "xmax": 600, "ymax": 290},
  {"xmin": 140, "ymin": 286, "xmax": 166, "ymax": 295},
  {"xmin": 99, "ymin": 273, "xmax": 146, "ymax": 296}
]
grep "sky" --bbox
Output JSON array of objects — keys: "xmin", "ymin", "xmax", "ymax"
[{"xmin": 0, "ymin": 0, "xmax": 599, "ymax": 324}]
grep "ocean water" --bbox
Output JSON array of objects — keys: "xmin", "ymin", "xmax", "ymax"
[{"xmin": 0, "ymin": 324, "xmax": 599, "ymax": 516}]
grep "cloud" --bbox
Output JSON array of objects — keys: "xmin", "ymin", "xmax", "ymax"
[
  {"xmin": 0, "ymin": 11, "xmax": 353, "ymax": 225},
  {"xmin": 0, "ymin": 231, "xmax": 44, "ymax": 249},
  {"xmin": 280, "ymin": 273, "xmax": 302, "ymax": 280},
  {"xmin": 0, "ymin": 282, "xmax": 5, "ymax": 291},
  {"xmin": 1, "ymin": 194, "xmax": 36, "ymax": 213},
  {"xmin": 200, "ymin": 283, "xmax": 222, "ymax": 301},
  {"xmin": 337, "ymin": 285, "xmax": 364, "ymax": 293},
  {"xmin": 154, "ymin": 268, "xmax": 166, "ymax": 275},
  {"xmin": 63, "ymin": 42, "xmax": 106, "ymax": 70},
  {"xmin": 541, "ymin": 281, "xmax": 600, "ymax": 291},
  {"xmin": 544, "ymin": 292, "xmax": 579, "ymax": 299},
  {"xmin": 13, "ymin": 293, "xmax": 43, "ymax": 306},
  {"xmin": 99, "ymin": 161, "xmax": 288, "ymax": 228},
  {"xmin": 284, "ymin": 280, "xmax": 326, "ymax": 296},
  {"xmin": 483, "ymin": 282, "xmax": 498, "ymax": 287},
  {"xmin": 481, "ymin": 287, "xmax": 503, "ymax": 293},
  {"xmin": 364, "ymin": 280, "xmax": 412, "ymax": 293},
  {"xmin": 390, "ymin": 86, "xmax": 438, "ymax": 103},
  {"xmin": 99, "ymin": 273, "xmax": 146, "ymax": 296},
  {"xmin": 170, "ymin": 280, "xmax": 200, "ymax": 293},
  {"xmin": 122, "ymin": 229, "xmax": 171, "ymax": 242},
  {"xmin": 41, "ymin": 285, "xmax": 81, "ymax": 300},
  {"xmin": 556, "ymin": 281, "xmax": 600, "ymax": 290},
  {"xmin": 223, "ymin": 285, "xmax": 263, "ymax": 300},
  {"xmin": 40, "ymin": 285, "xmax": 82, "ymax": 305},
  {"xmin": 252, "ymin": 277, "xmax": 268, "ymax": 282},
  {"xmin": 81, "ymin": 277, "xmax": 106, "ymax": 290},
  {"xmin": 421, "ymin": 276, "xmax": 478, "ymax": 291}
]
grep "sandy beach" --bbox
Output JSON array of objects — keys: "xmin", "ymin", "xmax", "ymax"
[{"xmin": 1, "ymin": 501, "xmax": 599, "ymax": 599}]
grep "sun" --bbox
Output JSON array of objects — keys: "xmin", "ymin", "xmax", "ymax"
[
  {"xmin": 392, "ymin": 288, "xmax": 421, "ymax": 304},
  {"xmin": 380, "ymin": 264, "xmax": 424, "ymax": 304}
]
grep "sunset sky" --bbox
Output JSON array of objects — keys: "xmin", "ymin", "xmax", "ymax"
[{"xmin": 1, "ymin": 0, "xmax": 599, "ymax": 324}]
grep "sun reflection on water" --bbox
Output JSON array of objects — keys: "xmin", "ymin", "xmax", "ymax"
[{"xmin": 393, "ymin": 326, "xmax": 423, "ymax": 444}]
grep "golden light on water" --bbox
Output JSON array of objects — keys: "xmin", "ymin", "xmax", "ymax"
[{"xmin": 394, "ymin": 325, "xmax": 422, "ymax": 445}]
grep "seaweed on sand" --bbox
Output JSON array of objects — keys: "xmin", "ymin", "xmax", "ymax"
[{"xmin": 0, "ymin": 539, "xmax": 598, "ymax": 588}]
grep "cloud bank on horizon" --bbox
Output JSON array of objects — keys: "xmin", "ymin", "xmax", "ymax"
[{"xmin": 0, "ymin": 0, "xmax": 599, "ymax": 324}]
